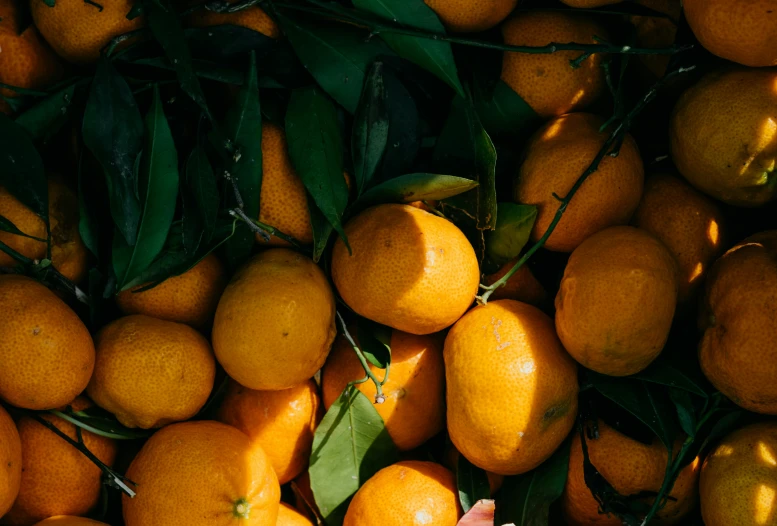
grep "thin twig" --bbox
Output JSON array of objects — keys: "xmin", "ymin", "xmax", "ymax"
[
  {"xmin": 336, "ymin": 312, "xmax": 388, "ymax": 404},
  {"xmin": 228, "ymin": 209, "xmax": 272, "ymax": 242},
  {"xmin": 0, "ymin": 82, "xmax": 50, "ymax": 97}
]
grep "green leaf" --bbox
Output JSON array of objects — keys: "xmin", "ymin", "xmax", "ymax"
[
  {"xmin": 310, "ymin": 386, "xmax": 399, "ymax": 526},
  {"xmin": 633, "ymin": 357, "xmax": 709, "ymax": 398},
  {"xmin": 473, "ymin": 79, "xmax": 540, "ymax": 138},
  {"xmin": 82, "ymin": 59, "xmax": 143, "ymax": 245},
  {"xmin": 352, "ymin": 61, "xmax": 389, "ymax": 195},
  {"xmin": 352, "ymin": 0, "xmax": 464, "ymax": 97},
  {"xmin": 379, "ymin": 68, "xmax": 419, "ymax": 181},
  {"xmin": 354, "ymin": 173, "xmax": 478, "ymax": 210},
  {"xmin": 53, "ymin": 406, "xmax": 152, "ymax": 440},
  {"xmin": 185, "ymin": 25, "xmax": 276, "ymax": 60},
  {"xmin": 457, "ymin": 454, "xmax": 491, "ymax": 513},
  {"xmin": 113, "ymin": 86, "xmax": 179, "ymax": 288},
  {"xmin": 0, "ymin": 113, "xmax": 48, "ymax": 221},
  {"xmin": 0, "ymin": 214, "xmax": 46, "ymax": 241},
  {"xmin": 668, "ymin": 388, "xmax": 697, "ymax": 438},
  {"xmin": 182, "ymin": 147, "xmax": 219, "ymax": 254},
  {"xmin": 486, "ymin": 203, "xmax": 537, "ymax": 266},
  {"xmin": 308, "ymin": 199, "xmax": 333, "ymax": 263},
  {"xmin": 131, "ymin": 56, "xmax": 245, "ymax": 86},
  {"xmin": 357, "ymin": 320, "xmax": 392, "ymax": 369},
  {"xmin": 15, "ymin": 79, "xmax": 87, "ymax": 143}
]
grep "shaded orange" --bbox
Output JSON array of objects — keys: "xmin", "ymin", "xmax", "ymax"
[
  {"xmin": 277, "ymin": 503, "xmax": 313, "ymax": 526},
  {"xmin": 630, "ymin": 0, "xmax": 682, "ymax": 78},
  {"xmin": 482, "ymin": 259, "xmax": 548, "ymax": 307},
  {"xmin": 0, "ymin": 405, "xmax": 21, "ymax": 518},
  {"xmin": 32, "ymin": 517, "xmax": 109, "ymax": 526},
  {"xmin": 187, "ymin": 0, "xmax": 278, "ymax": 39},
  {"xmin": 424, "ymin": 0, "xmax": 517, "ymax": 32}
]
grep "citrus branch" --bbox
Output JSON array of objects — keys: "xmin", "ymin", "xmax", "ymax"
[{"xmin": 336, "ymin": 311, "xmax": 389, "ymax": 404}]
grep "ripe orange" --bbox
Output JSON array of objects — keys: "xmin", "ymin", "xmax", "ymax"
[
  {"xmin": 331, "ymin": 204, "xmax": 479, "ymax": 335},
  {"xmin": 32, "ymin": 518, "xmax": 110, "ymax": 526},
  {"xmin": 277, "ymin": 503, "xmax": 313, "ymax": 526},
  {"xmin": 213, "ymin": 248, "xmax": 336, "ymax": 390},
  {"xmin": 4, "ymin": 397, "xmax": 117, "ymax": 525},
  {"xmin": 424, "ymin": 0, "xmax": 517, "ymax": 32},
  {"xmin": 481, "ymin": 260, "xmax": 548, "ymax": 307},
  {"xmin": 116, "ymin": 253, "xmax": 226, "ymax": 330},
  {"xmin": 445, "ymin": 300, "xmax": 578, "ymax": 475},
  {"xmin": 123, "ymin": 420, "xmax": 280, "ymax": 526},
  {"xmin": 514, "ymin": 113, "xmax": 644, "ymax": 252},
  {"xmin": 0, "ymin": 0, "xmax": 20, "ymax": 33},
  {"xmin": 555, "ymin": 226, "xmax": 678, "ymax": 376},
  {"xmin": 629, "ymin": 0, "xmax": 682, "ymax": 78},
  {"xmin": 321, "ymin": 329, "xmax": 445, "ymax": 451},
  {"xmin": 561, "ymin": 0, "xmax": 622, "ymax": 6},
  {"xmin": 0, "ymin": 185, "xmax": 46, "ymax": 267},
  {"xmin": 0, "ymin": 275, "xmax": 94, "ymax": 410},
  {"xmin": 87, "ymin": 314, "xmax": 216, "ymax": 428},
  {"xmin": 187, "ymin": 0, "xmax": 279, "ymax": 39},
  {"xmin": 343, "ymin": 461, "xmax": 460, "ymax": 526},
  {"xmin": 0, "ymin": 405, "xmax": 21, "ymax": 518},
  {"xmin": 218, "ymin": 379, "xmax": 322, "ymax": 484},
  {"xmin": 501, "ymin": 12, "xmax": 607, "ymax": 118}
]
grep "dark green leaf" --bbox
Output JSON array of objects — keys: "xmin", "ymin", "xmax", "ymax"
[
  {"xmin": 354, "ymin": 173, "xmax": 478, "ymax": 210},
  {"xmin": 182, "ymin": 147, "xmax": 219, "ymax": 254},
  {"xmin": 668, "ymin": 388, "xmax": 697, "ymax": 438},
  {"xmin": 15, "ymin": 79, "xmax": 86, "ymax": 143},
  {"xmin": 357, "ymin": 320, "xmax": 392, "ymax": 369},
  {"xmin": 0, "ymin": 113, "xmax": 48, "ymax": 221},
  {"xmin": 185, "ymin": 25, "xmax": 276, "ymax": 60},
  {"xmin": 0, "ymin": 214, "xmax": 46, "ymax": 241},
  {"xmin": 486, "ymin": 203, "xmax": 537, "ymax": 266},
  {"xmin": 633, "ymin": 357, "xmax": 708, "ymax": 398},
  {"xmin": 457, "ymin": 454, "xmax": 491, "ymax": 513},
  {"xmin": 131, "ymin": 56, "xmax": 245, "ymax": 85},
  {"xmin": 352, "ymin": 61, "xmax": 389, "ymax": 195},
  {"xmin": 308, "ymin": 199, "xmax": 333, "ymax": 263},
  {"xmin": 474, "ymin": 79, "xmax": 540, "ymax": 138},
  {"xmin": 379, "ymin": 69, "xmax": 419, "ymax": 181},
  {"xmin": 53, "ymin": 406, "xmax": 152, "ymax": 440},
  {"xmin": 78, "ymin": 154, "xmax": 107, "ymax": 259}
]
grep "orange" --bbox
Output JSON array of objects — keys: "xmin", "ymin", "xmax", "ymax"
[
  {"xmin": 669, "ymin": 69, "xmax": 777, "ymax": 206},
  {"xmin": 187, "ymin": 0, "xmax": 279, "ymax": 39},
  {"xmin": 291, "ymin": 471, "xmax": 318, "ymax": 521},
  {"xmin": 684, "ymin": 0, "xmax": 777, "ymax": 67},
  {"xmin": 116, "ymin": 253, "xmax": 226, "ymax": 330},
  {"xmin": 0, "ymin": 0, "xmax": 20, "ymax": 33},
  {"xmin": 482, "ymin": 260, "xmax": 548, "ymax": 307},
  {"xmin": 700, "ymin": 421, "xmax": 777, "ymax": 526},
  {"xmin": 561, "ymin": 0, "xmax": 622, "ymax": 6},
  {"xmin": 277, "ymin": 503, "xmax": 313, "ymax": 526},
  {"xmin": 30, "ymin": 0, "xmax": 144, "ymax": 64},
  {"xmin": 699, "ymin": 231, "xmax": 777, "ymax": 414},
  {"xmin": 0, "ymin": 26, "xmax": 62, "ymax": 114},
  {"xmin": 445, "ymin": 300, "xmax": 578, "ymax": 475},
  {"xmin": 123, "ymin": 420, "xmax": 280, "ymax": 526},
  {"xmin": 218, "ymin": 379, "xmax": 322, "ymax": 484},
  {"xmin": 423, "ymin": 0, "xmax": 517, "ymax": 32},
  {"xmin": 32, "ymin": 518, "xmax": 110, "ymax": 526},
  {"xmin": 443, "ymin": 446, "xmax": 504, "ymax": 496},
  {"xmin": 331, "ymin": 204, "xmax": 479, "ymax": 335},
  {"xmin": 0, "ymin": 405, "xmax": 21, "ymax": 518},
  {"xmin": 321, "ymin": 329, "xmax": 445, "ymax": 451},
  {"xmin": 555, "ymin": 226, "xmax": 678, "ymax": 376},
  {"xmin": 501, "ymin": 12, "xmax": 607, "ymax": 118},
  {"xmin": 0, "ymin": 185, "xmax": 46, "ymax": 266},
  {"xmin": 4, "ymin": 397, "xmax": 117, "ymax": 525},
  {"xmin": 514, "ymin": 113, "xmax": 644, "ymax": 252},
  {"xmin": 0, "ymin": 275, "xmax": 94, "ymax": 409},
  {"xmin": 87, "ymin": 314, "xmax": 216, "ymax": 428},
  {"xmin": 213, "ymin": 248, "xmax": 336, "ymax": 390},
  {"xmin": 561, "ymin": 421, "xmax": 700, "ymax": 525},
  {"xmin": 343, "ymin": 461, "xmax": 460, "ymax": 526},
  {"xmin": 629, "ymin": 0, "xmax": 682, "ymax": 78}
]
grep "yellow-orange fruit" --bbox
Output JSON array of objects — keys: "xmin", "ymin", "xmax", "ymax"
[
  {"xmin": 343, "ymin": 461, "xmax": 460, "ymax": 526},
  {"xmin": 699, "ymin": 231, "xmax": 777, "ymax": 414},
  {"xmin": 322, "ymin": 329, "xmax": 445, "ymax": 451},
  {"xmin": 0, "ymin": 26, "xmax": 62, "ymax": 115},
  {"xmin": 116, "ymin": 253, "xmax": 226, "ymax": 330},
  {"xmin": 445, "ymin": 300, "xmax": 578, "ymax": 475},
  {"xmin": 0, "ymin": 405, "xmax": 21, "ymax": 518},
  {"xmin": 213, "ymin": 249, "xmax": 336, "ymax": 390},
  {"xmin": 123, "ymin": 420, "xmax": 280, "ymax": 526},
  {"xmin": 0, "ymin": 275, "xmax": 94, "ymax": 409},
  {"xmin": 87, "ymin": 315, "xmax": 216, "ymax": 429},
  {"xmin": 331, "ymin": 204, "xmax": 479, "ymax": 335},
  {"xmin": 218, "ymin": 379, "xmax": 321, "ymax": 485},
  {"xmin": 4, "ymin": 397, "xmax": 117, "ymax": 525},
  {"xmin": 32, "ymin": 518, "xmax": 110, "ymax": 526},
  {"xmin": 561, "ymin": 0, "xmax": 621, "ymax": 6},
  {"xmin": 277, "ymin": 503, "xmax": 313, "ymax": 526},
  {"xmin": 187, "ymin": 0, "xmax": 279, "ymax": 39},
  {"xmin": 562, "ymin": 421, "xmax": 700, "ymax": 525},
  {"xmin": 0, "ymin": 0, "xmax": 20, "ymax": 33},
  {"xmin": 0, "ymin": 186, "xmax": 46, "ymax": 267},
  {"xmin": 424, "ymin": 0, "xmax": 517, "ymax": 32},
  {"xmin": 291, "ymin": 471, "xmax": 318, "ymax": 521},
  {"xmin": 555, "ymin": 226, "xmax": 678, "ymax": 376},
  {"xmin": 700, "ymin": 421, "xmax": 777, "ymax": 526},
  {"xmin": 501, "ymin": 12, "xmax": 607, "ymax": 118},
  {"xmin": 443, "ymin": 446, "xmax": 504, "ymax": 496},
  {"xmin": 482, "ymin": 260, "xmax": 548, "ymax": 307},
  {"xmin": 514, "ymin": 113, "xmax": 644, "ymax": 252},
  {"xmin": 630, "ymin": 0, "xmax": 682, "ymax": 78},
  {"xmin": 670, "ymin": 69, "xmax": 777, "ymax": 206}
]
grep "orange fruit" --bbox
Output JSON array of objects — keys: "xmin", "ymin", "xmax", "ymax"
[
  {"xmin": 481, "ymin": 260, "xmax": 548, "ymax": 307},
  {"xmin": 213, "ymin": 248, "xmax": 336, "ymax": 390},
  {"xmin": 30, "ymin": 0, "xmax": 144, "ymax": 64},
  {"xmin": 291, "ymin": 471, "xmax": 318, "ymax": 521},
  {"xmin": 423, "ymin": 0, "xmax": 517, "ymax": 32},
  {"xmin": 684, "ymin": 0, "xmax": 777, "ymax": 67},
  {"xmin": 561, "ymin": 0, "xmax": 622, "ymax": 6},
  {"xmin": 0, "ymin": 185, "xmax": 46, "ymax": 267},
  {"xmin": 123, "ymin": 420, "xmax": 280, "ymax": 526},
  {"xmin": 343, "ymin": 461, "xmax": 460, "ymax": 526},
  {"xmin": 331, "ymin": 204, "xmax": 479, "ymax": 335},
  {"xmin": 218, "ymin": 379, "xmax": 322, "ymax": 485},
  {"xmin": 501, "ymin": 12, "xmax": 607, "ymax": 118},
  {"xmin": 555, "ymin": 226, "xmax": 678, "ymax": 376},
  {"xmin": 116, "ymin": 253, "xmax": 226, "ymax": 330},
  {"xmin": 87, "ymin": 314, "xmax": 216, "ymax": 428},
  {"xmin": 0, "ymin": 275, "xmax": 94, "ymax": 409},
  {"xmin": 0, "ymin": 405, "xmax": 21, "ymax": 518},
  {"xmin": 699, "ymin": 231, "xmax": 777, "ymax": 414},
  {"xmin": 561, "ymin": 421, "xmax": 700, "ymax": 525},
  {"xmin": 633, "ymin": 174, "xmax": 725, "ymax": 305},
  {"xmin": 669, "ymin": 69, "xmax": 777, "ymax": 206},
  {"xmin": 443, "ymin": 446, "xmax": 504, "ymax": 496},
  {"xmin": 445, "ymin": 300, "xmax": 578, "ymax": 475},
  {"xmin": 700, "ymin": 421, "xmax": 777, "ymax": 526},
  {"xmin": 187, "ymin": 0, "xmax": 279, "ymax": 39},
  {"xmin": 0, "ymin": 0, "xmax": 20, "ymax": 33},
  {"xmin": 277, "ymin": 503, "xmax": 313, "ymax": 526},
  {"xmin": 514, "ymin": 113, "xmax": 645, "ymax": 252},
  {"xmin": 32, "ymin": 517, "xmax": 110, "ymax": 526},
  {"xmin": 629, "ymin": 0, "xmax": 682, "ymax": 78},
  {"xmin": 4, "ymin": 397, "xmax": 117, "ymax": 525},
  {"xmin": 321, "ymin": 329, "xmax": 445, "ymax": 451}
]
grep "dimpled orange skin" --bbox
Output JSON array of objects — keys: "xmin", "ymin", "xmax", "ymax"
[
  {"xmin": 187, "ymin": 0, "xmax": 279, "ymax": 38},
  {"xmin": 32, "ymin": 518, "xmax": 110, "ymax": 526},
  {"xmin": 0, "ymin": 275, "xmax": 94, "ymax": 410},
  {"xmin": 343, "ymin": 461, "xmax": 460, "ymax": 526},
  {"xmin": 87, "ymin": 314, "xmax": 216, "ymax": 429},
  {"xmin": 423, "ymin": 0, "xmax": 517, "ymax": 32},
  {"xmin": 322, "ymin": 330, "xmax": 445, "ymax": 451},
  {"xmin": 0, "ymin": 26, "xmax": 62, "ymax": 114},
  {"xmin": 0, "ymin": 186, "xmax": 46, "ymax": 267},
  {"xmin": 0, "ymin": 0, "xmax": 20, "ymax": 33},
  {"xmin": 123, "ymin": 420, "xmax": 280, "ymax": 526},
  {"xmin": 670, "ymin": 69, "xmax": 777, "ymax": 206},
  {"xmin": 331, "ymin": 204, "xmax": 480, "ymax": 335},
  {"xmin": 562, "ymin": 422, "xmax": 700, "ymax": 525},
  {"xmin": 700, "ymin": 422, "xmax": 777, "ymax": 526},
  {"xmin": 482, "ymin": 260, "xmax": 548, "ymax": 307},
  {"xmin": 116, "ymin": 253, "xmax": 226, "ymax": 330},
  {"xmin": 515, "ymin": 113, "xmax": 645, "ymax": 252},
  {"xmin": 699, "ymin": 231, "xmax": 777, "ymax": 414},
  {"xmin": 277, "ymin": 503, "xmax": 313, "ymax": 526},
  {"xmin": 4, "ymin": 397, "xmax": 117, "ymax": 526},
  {"xmin": 0, "ymin": 405, "xmax": 21, "ymax": 518},
  {"xmin": 218, "ymin": 379, "xmax": 322, "ymax": 485},
  {"xmin": 445, "ymin": 300, "xmax": 578, "ymax": 475},
  {"xmin": 30, "ymin": 0, "xmax": 144, "ymax": 64},
  {"xmin": 213, "ymin": 249, "xmax": 336, "ymax": 390},
  {"xmin": 501, "ymin": 12, "xmax": 607, "ymax": 118},
  {"xmin": 630, "ymin": 0, "xmax": 681, "ymax": 78},
  {"xmin": 556, "ymin": 226, "xmax": 678, "ymax": 376}
]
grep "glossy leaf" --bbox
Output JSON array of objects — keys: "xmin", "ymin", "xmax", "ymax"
[
  {"xmin": 185, "ymin": 25, "xmax": 276, "ymax": 61},
  {"xmin": 457, "ymin": 455, "xmax": 490, "ymax": 513},
  {"xmin": 352, "ymin": 61, "xmax": 389, "ymax": 195},
  {"xmin": 486, "ymin": 203, "xmax": 537, "ymax": 266},
  {"xmin": 669, "ymin": 388, "xmax": 697, "ymax": 438},
  {"xmin": 0, "ymin": 214, "xmax": 45, "ymax": 241},
  {"xmin": 15, "ymin": 79, "xmax": 86, "ymax": 143},
  {"xmin": 182, "ymin": 147, "xmax": 219, "ymax": 254},
  {"xmin": 0, "ymin": 113, "xmax": 48, "ymax": 221},
  {"xmin": 474, "ymin": 79, "xmax": 540, "ymax": 138},
  {"xmin": 357, "ymin": 320, "xmax": 392, "ymax": 369},
  {"xmin": 379, "ymin": 69, "xmax": 420, "ymax": 181},
  {"xmin": 54, "ymin": 406, "xmax": 152, "ymax": 440},
  {"xmin": 355, "ymin": 173, "xmax": 478, "ymax": 210},
  {"xmin": 633, "ymin": 357, "xmax": 709, "ymax": 398},
  {"xmin": 308, "ymin": 199, "xmax": 334, "ymax": 263}
]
